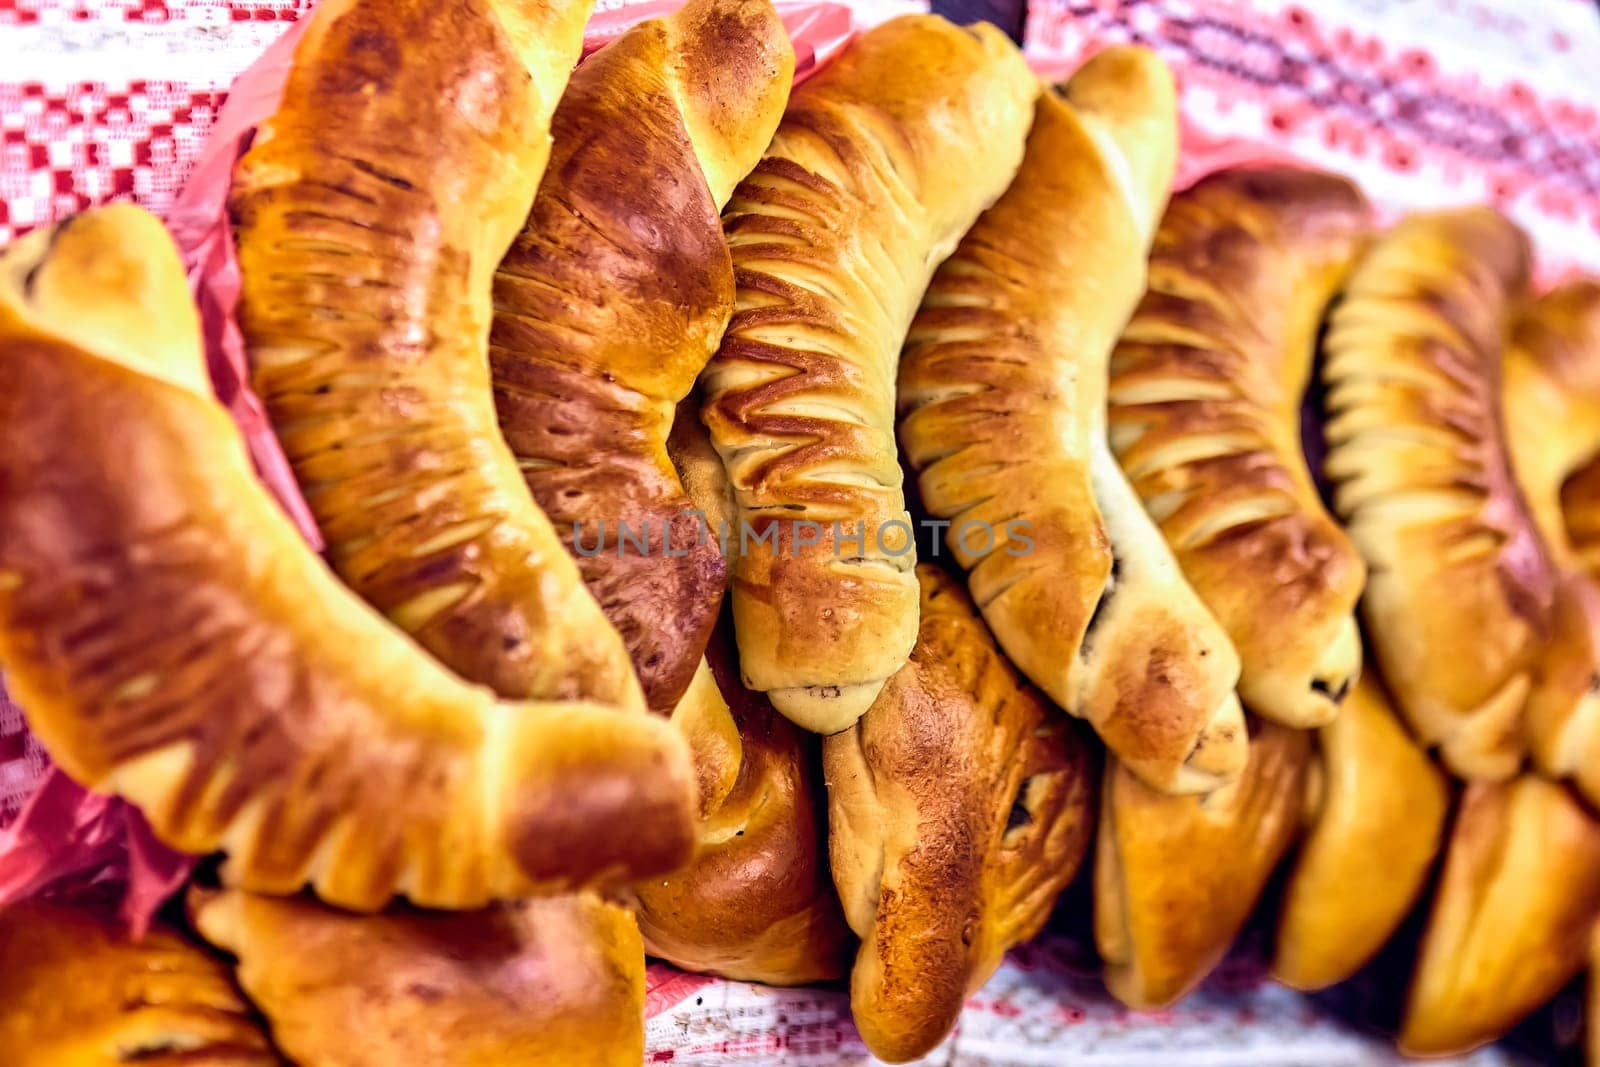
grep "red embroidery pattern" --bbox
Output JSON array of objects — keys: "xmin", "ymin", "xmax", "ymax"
[
  {"xmin": 0, "ymin": 82, "xmax": 224, "ymax": 243},
  {"xmin": 0, "ymin": 0, "xmax": 309, "ymax": 23},
  {"xmin": 1025, "ymin": 0, "xmax": 1600, "ymax": 278}
]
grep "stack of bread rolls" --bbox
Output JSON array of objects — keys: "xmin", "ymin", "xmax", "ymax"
[{"xmin": 0, "ymin": 0, "xmax": 1597, "ymax": 1062}]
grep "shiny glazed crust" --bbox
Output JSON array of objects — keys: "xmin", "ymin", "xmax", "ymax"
[
  {"xmin": 0, "ymin": 206, "xmax": 695, "ymax": 909},
  {"xmin": 824, "ymin": 565, "xmax": 1096, "ymax": 1062},
  {"xmin": 491, "ymin": 0, "xmax": 792, "ymax": 713},
  {"xmin": 1323, "ymin": 208, "xmax": 1547, "ymax": 779},
  {"xmin": 700, "ymin": 15, "xmax": 1038, "ymax": 733},
  {"xmin": 1400, "ymin": 776, "xmax": 1600, "ymax": 1056},
  {"xmin": 634, "ymin": 645, "xmax": 852, "ymax": 985},
  {"xmin": 191, "ymin": 888, "xmax": 645, "ymax": 1066},
  {"xmin": 1095, "ymin": 720, "xmax": 1311, "ymax": 1009},
  {"xmin": 0, "ymin": 900, "xmax": 276, "ymax": 1066},
  {"xmin": 1503, "ymin": 281, "xmax": 1600, "ymax": 803},
  {"xmin": 231, "ymin": 0, "xmax": 644, "ymax": 709},
  {"xmin": 1108, "ymin": 167, "xmax": 1371, "ymax": 728},
  {"xmin": 899, "ymin": 48, "xmax": 1246, "ymax": 795},
  {"xmin": 1273, "ymin": 671, "xmax": 1449, "ymax": 990}
]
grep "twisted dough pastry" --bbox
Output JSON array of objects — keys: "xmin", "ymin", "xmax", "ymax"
[
  {"xmin": 899, "ymin": 48, "xmax": 1247, "ymax": 794},
  {"xmin": 0, "ymin": 900, "xmax": 276, "ymax": 1066},
  {"xmin": 825, "ymin": 565, "xmax": 1095, "ymax": 1062},
  {"xmin": 192, "ymin": 887, "xmax": 644, "ymax": 1067},
  {"xmin": 1095, "ymin": 719, "xmax": 1310, "ymax": 1009},
  {"xmin": 490, "ymin": 0, "xmax": 792, "ymax": 713},
  {"xmin": 634, "ymin": 642, "xmax": 852, "ymax": 985},
  {"xmin": 1272, "ymin": 671, "xmax": 1448, "ymax": 991},
  {"xmin": 701, "ymin": 15, "xmax": 1038, "ymax": 733},
  {"xmin": 1503, "ymin": 280, "xmax": 1600, "ymax": 803},
  {"xmin": 232, "ymin": 0, "xmax": 645, "ymax": 709},
  {"xmin": 1323, "ymin": 208, "xmax": 1551, "ymax": 779},
  {"xmin": 1399, "ymin": 776, "xmax": 1600, "ymax": 1056},
  {"xmin": 1108, "ymin": 167, "xmax": 1371, "ymax": 728},
  {"xmin": 0, "ymin": 206, "xmax": 694, "ymax": 909}
]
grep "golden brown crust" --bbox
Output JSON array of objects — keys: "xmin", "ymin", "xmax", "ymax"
[
  {"xmin": 490, "ymin": 0, "xmax": 792, "ymax": 713},
  {"xmin": 1323, "ymin": 208, "xmax": 1545, "ymax": 779},
  {"xmin": 1095, "ymin": 719, "xmax": 1311, "ymax": 1009},
  {"xmin": 700, "ymin": 15, "xmax": 1038, "ymax": 733},
  {"xmin": 231, "ymin": 0, "xmax": 642, "ymax": 709},
  {"xmin": 0, "ymin": 206, "xmax": 695, "ymax": 910},
  {"xmin": 635, "ymin": 641, "xmax": 852, "ymax": 985},
  {"xmin": 899, "ymin": 49, "xmax": 1243, "ymax": 795},
  {"xmin": 1108, "ymin": 167, "xmax": 1371, "ymax": 728},
  {"xmin": 0, "ymin": 899, "xmax": 277, "ymax": 1066},
  {"xmin": 1400, "ymin": 776, "xmax": 1600, "ymax": 1056},
  {"xmin": 824, "ymin": 565, "xmax": 1095, "ymax": 1062},
  {"xmin": 191, "ymin": 888, "xmax": 644, "ymax": 1067},
  {"xmin": 1504, "ymin": 281, "xmax": 1600, "ymax": 802},
  {"xmin": 1273, "ymin": 671, "xmax": 1449, "ymax": 990}
]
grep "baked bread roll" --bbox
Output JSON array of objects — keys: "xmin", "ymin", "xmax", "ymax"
[
  {"xmin": 231, "ymin": 0, "xmax": 643, "ymax": 709},
  {"xmin": 1108, "ymin": 167, "xmax": 1371, "ymax": 729},
  {"xmin": 0, "ymin": 205, "xmax": 694, "ymax": 909},
  {"xmin": 1399, "ymin": 775, "xmax": 1600, "ymax": 1056},
  {"xmin": 701, "ymin": 15, "xmax": 1038, "ymax": 733},
  {"xmin": 825, "ymin": 565, "xmax": 1096, "ymax": 1062},
  {"xmin": 1503, "ymin": 280, "xmax": 1600, "ymax": 802},
  {"xmin": 491, "ymin": 0, "xmax": 792, "ymax": 713},
  {"xmin": 0, "ymin": 899, "xmax": 275, "ymax": 1065},
  {"xmin": 192, "ymin": 888, "xmax": 644, "ymax": 1066},
  {"xmin": 899, "ymin": 48, "xmax": 1246, "ymax": 795},
  {"xmin": 1272, "ymin": 671, "xmax": 1449, "ymax": 990},
  {"xmin": 634, "ymin": 641, "xmax": 852, "ymax": 985},
  {"xmin": 1323, "ymin": 208, "xmax": 1547, "ymax": 779},
  {"xmin": 1096, "ymin": 719, "xmax": 1311, "ymax": 1009}
]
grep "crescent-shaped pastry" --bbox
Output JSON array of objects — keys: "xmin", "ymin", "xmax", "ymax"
[
  {"xmin": 0, "ymin": 205, "xmax": 695, "ymax": 910},
  {"xmin": 490, "ymin": 0, "xmax": 792, "ymax": 713},
  {"xmin": 700, "ymin": 15, "xmax": 1038, "ymax": 733},
  {"xmin": 191, "ymin": 888, "xmax": 644, "ymax": 1066},
  {"xmin": 1107, "ymin": 166, "xmax": 1371, "ymax": 729},
  {"xmin": 634, "ymin": 641, "xmax": 852, "ymax": 985},
  {"xmin": 1503, "ymin": 280, "xmax": 1600, "ymax": 802},
  {"xmin": 898, "ymin": 48, "xmax": 1247, "ymax": 795},
  {"xmin": 1399, "ymin": 776, "xmax": 1600, "ymax": 1056},
  {"xmin": 825, "ymin": 564, "xmax": 1096, "ymax": 1062},
  {"xmin": 1272, "ymin": 671, "xmax": 1449, "ymax": 990},
  {"xmin": 1323, "ymin": 208, "xmax": 1548, "ymax": 779},
  {"xmin": 1095, "ymin": 719, "xmax": 1311, "ymax": 1009},
  {"xmin": 0, "ymin": 899, "xmax": 276, "ymax": 1066},
  {"xmin": 231, "ymin": 0, "xmax": 644, "ymax": 709}
]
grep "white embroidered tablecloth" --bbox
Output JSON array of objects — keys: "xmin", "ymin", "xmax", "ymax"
[{"xmin": 0, "ymin": 0, "xmax": 1595, "ymax": 1062}]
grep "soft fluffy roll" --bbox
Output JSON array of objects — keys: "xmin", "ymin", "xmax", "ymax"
[
  {"xmin": 1503, "ymin": 280, "xmax": 1600, "ymax": 804},
  {"xmin": 491, "ymin": 0, "xmax": 792, "ymax": 713},
  {"xmin": 1095, "ymin": 719, "xmax": 1310, "ymax": 1009},
  {"xmin": 0, "ymin": 205, "xmax": 695, "ymax": 909},
  {"xmin": 192, "ymin": 888, "xmax": 645, "ymax": 1066},
  {"xmin": 1399, "ymin": 776, "xmax": 1600, "ymax": 1056},
  {"xmin": 898, "ymin": 48, "xmax": 1244, "ymax": 795},
  {"xmin": 231, "ymin": 0, "xmax": 643, "ymax": 710},
  {"xmin": 1108, "ymin": 166, "xmax": 1371, "ymax": 729},
  {"xmin": 1273, "ymin": 670, "xmax": 1449, "ymax": 990},
  {"xmin": 0, "ymin": 900, "xmax": 275, "ymax": 1066},
  {"xmin": 634, "ymin": 636, "xmax": 852, "ymax": 985},
  {"xmin": 700, "ymin": 14, "xmax": 1038, "ymax": 733},
  {"xmin": 825, "ymin": 565, "xmax": 1095, "ymax": 1063},
  {"xmin": 1322, "ymin": 208, "xmax": 1549, "ymax": 780}
]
